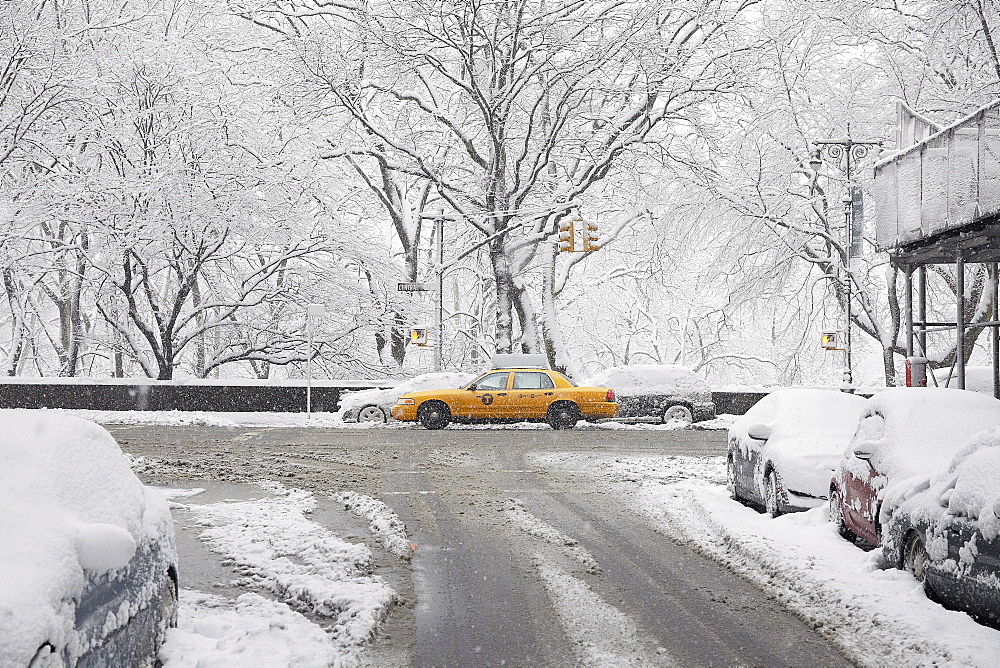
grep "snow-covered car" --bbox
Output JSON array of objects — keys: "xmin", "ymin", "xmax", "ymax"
[
  {"xmin": 727, "ymin": 388, "xmax": 867, "ymax": 516},
  {"xmin": 339, "ymin": 372, "xmax": 476, "ymax": 423},
  {"xmin": 830, "ymin": 387, "xmax": 1000, "ymax": 548},
  {"xmin": 582, "ymin": 364, "xmax": 715, "ymax": 425},
  {"xmin": 0, "ymin": 411, "xmax": 178, "ymax": 666},
  {"xmin": 881, "ymin": 428, "xmax": 1000, "ymax": 627}
]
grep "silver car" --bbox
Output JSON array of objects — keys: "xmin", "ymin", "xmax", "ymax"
[{"xmin": 340, "ymin": 372, "xmax": 476, "ymax": 423}]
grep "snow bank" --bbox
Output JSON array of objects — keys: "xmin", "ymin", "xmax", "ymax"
[
  {"xmin": 582, "ymin": 365, "xmax": 711, "ymax": 400},
  {"xmin": 0, "ymin": 410, "xmax": 175, "ymax": 666},
  {"xmin": 159, "ymin": 590, "xmax": 340, "ymax": 667},
  {"xmin": 336, "ymin": 491, "xmax": 413, "ymax": 559},
  {"xmin": 181, "ymin": 484, "xmax": 395, "ymax": 655}
]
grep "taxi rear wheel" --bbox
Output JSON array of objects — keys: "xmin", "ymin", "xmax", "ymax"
[
  {"xmin": 547, "ymin": 402, "xmax": 580, "ymax": 430},
  {"xmin": 418, "ymin": 401, "xmax": 451, "ymax": 429}
]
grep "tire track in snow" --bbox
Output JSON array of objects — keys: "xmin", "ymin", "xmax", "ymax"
[
  {"xmin": 503, "ymin": 497, "xmax": 601, "ymax": 573},
  {"xmin": 534, "ymin": 556, "xmax": 672, "ymax": 666}
]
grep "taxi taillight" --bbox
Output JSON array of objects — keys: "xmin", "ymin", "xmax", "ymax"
[{"xmin": 606, "ymin": 389, "xmax": 615, "ymax": 402}]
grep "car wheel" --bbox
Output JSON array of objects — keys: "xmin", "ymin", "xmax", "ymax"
[
  {"xmin": 418, "ymin": 401, "xmax": 451, "ymax": 430},
  {"xmin": 727, "ymin": 456, "xmax": 740, "ymax": 501},
  {"xmin": 829, "ymin": 488, "xmax": 856, "ymax": 541},
  {"xmin": 903, "ymin": 531, "xmax": 929, "ymax": 584},
  {"xmin": 764, "ymin": 470, "xmax": 781, "ymax": 517},
  {"xmin": 663, "ymin": 404, "xmax": 693, "ymax": 426},
  {"xmin": 357, "ymin": 405, "xmax": 388, "ymax": 423},
  {"xmin": 153, "ymin": 575, "xmax": 179, "ymax": 668},
  {"xmin": 547, "ymin": 402, "xmax": 580, "ymax": 430}
]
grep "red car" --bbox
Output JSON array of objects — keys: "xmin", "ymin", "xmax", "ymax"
[{"xmin": 830, "ymin": 387, "xmax": 1000, "ymax": 547}]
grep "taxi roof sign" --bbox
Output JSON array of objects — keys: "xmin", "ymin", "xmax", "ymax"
[{"xmin": 490, "ymin": 353, "xmax": 549, "ymax": 370}]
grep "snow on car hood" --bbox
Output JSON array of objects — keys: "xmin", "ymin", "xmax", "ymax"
[
  {"xmin": 338, "ymin": 372, "xmax": 475, "ymax": 417},
  {"xmin": 843, "ymin": 387, "xmax": 1000, "ymax": 485},
  {"xmin": 0, "ymin": 410, "xmax": 175, "ymax": 666},
  {"xmin": 582, "ymin": 365, "xmax": 710, "ymax": 400}
]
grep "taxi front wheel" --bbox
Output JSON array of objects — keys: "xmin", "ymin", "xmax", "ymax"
[
  {"xmin": 547, "ymin": 402, "xmax": 580, "ymax": 430},
  {"xmin": 418, "ymin": 401, "xmax": 451, "ymax": 429}
]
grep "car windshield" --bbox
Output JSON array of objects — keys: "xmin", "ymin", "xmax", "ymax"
[{"xmin": 466, "ymin": 372, "xmax": 510, "ymax": 391}]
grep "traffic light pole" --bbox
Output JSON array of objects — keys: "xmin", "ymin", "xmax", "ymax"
[{"xmin": 435, "ymin": 217, "xmax": 444, "ymax": 373}]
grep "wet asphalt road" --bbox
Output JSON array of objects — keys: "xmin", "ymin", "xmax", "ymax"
[{"xmin": 110, "ymin": 425, "xmax": 851, "ymax": 666}]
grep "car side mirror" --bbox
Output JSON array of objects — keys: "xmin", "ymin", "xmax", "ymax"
[
  {"xmin": 746, "ymin": 423, "xmax": 772, "ymax": 441},
  {"xmin": 853, "ymin": 446, "xmax": 873, "ymax": 461}
]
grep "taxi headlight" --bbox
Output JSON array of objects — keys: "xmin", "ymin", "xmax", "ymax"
[{"xmin": 396, "ymin": 398, "xmax": 415, "ymax": 405}]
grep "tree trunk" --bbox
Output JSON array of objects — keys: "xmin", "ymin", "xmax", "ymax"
[
  {"xmin": 539, "ymin": 246, "xmax": 576, "ymax": 377},
  {"xmin": 491, "ymin": 240, "xmax": 515, "ymax": 353}
]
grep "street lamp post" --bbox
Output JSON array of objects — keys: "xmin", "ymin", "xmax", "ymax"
[
  {"xmin": 809, "ymin": 125, "xmax": 882, "ymax": 392},
  {"xmin": 305, "ymin": 303, "xmax": 325, "ymax": 417}
]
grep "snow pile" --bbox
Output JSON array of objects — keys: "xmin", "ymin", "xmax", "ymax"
[
  {"xmin": 180, "ymin": 484, "xmax": 396, "ymax": 654},
  {"xmin": 336, "ymin": 491, "xmax": 413, "ymax": 559},
  {"xmin": 159, "ymin": 590, "xmax": 340, "ymax": 667},
  {"xmin": 338, "ymin": 372, "xmax": 475, "ymax": 419},
  {"xmin": 0, "ymin": 411, "xmax": 175, "ymax": 666},
  {"xmin": 844, "ymin": 387, "xmax": 1000, "ymax": 484},
  {"xmin": 582, "ymin": 365, "xmax": 711, "ymax": 400}
]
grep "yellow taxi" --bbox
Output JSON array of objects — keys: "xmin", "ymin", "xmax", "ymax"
[{"xmin": 390, "ymin": 367, "xmax": 618, "ymax": 430}]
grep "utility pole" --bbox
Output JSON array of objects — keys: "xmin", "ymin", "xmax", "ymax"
[{"xmin": 435, "ymin": 216, "xmax": 444, "ymax": 373}]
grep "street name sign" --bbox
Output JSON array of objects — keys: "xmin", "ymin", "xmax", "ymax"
[{"xmin": 398, "ymin": 282, "xmax": 431, "ymax": 292}]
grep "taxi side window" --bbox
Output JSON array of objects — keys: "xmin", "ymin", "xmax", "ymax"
[
  {"xmin": 513, "ymin": 372, "xmax": 554, "ymax": 390},
  {"xmin": 472, "ymin": 372, "xmax": 509, "ymax": 391}
]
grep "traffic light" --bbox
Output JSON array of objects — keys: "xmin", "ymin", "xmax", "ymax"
[
  {"xmin": 583, "ymin": 222, "xmax": 599, "ymax": 252},
  {"xmin": 558, "ymin": 218, "xmax": 576, "ymax": 253},
  {"xmin": 820, "ymin": 331, "xmax": 843, "ymax": 350},
  {"xmin": 410, "ymin": 328, "xmax": 428, "ymax": 346}
]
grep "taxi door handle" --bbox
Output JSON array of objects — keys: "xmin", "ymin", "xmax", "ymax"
[
  {"xmin": 544, "ymin": 392, "xmax": 554, "ymax": 396},
  {"xmin": 498, "ymin": 392, "xmax": 507, "ymax": 396}
]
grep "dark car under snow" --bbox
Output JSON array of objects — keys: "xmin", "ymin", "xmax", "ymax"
[
  {"xmin": 882, "ymin": 428, "xmax": 1000, "ymax": 627},
  {"xmin": 583, "ymin": 364, "xmax": 715, "ymax": 425}
]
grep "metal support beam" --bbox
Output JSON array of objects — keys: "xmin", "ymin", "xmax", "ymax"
[
  {"xmin": 918, "ymin": 266, "xmax": 927, "ymax": 356},
  {"xmin": 994, "ymin": 263, "xmax": 999, "ymax": 399},
  {"xmin": 957, "ymin": 250, "xmax": 966, "ymax": 390},
  {"xmin": 905, "ymin": 264, "xmax": 914, "ymax": 358}
]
